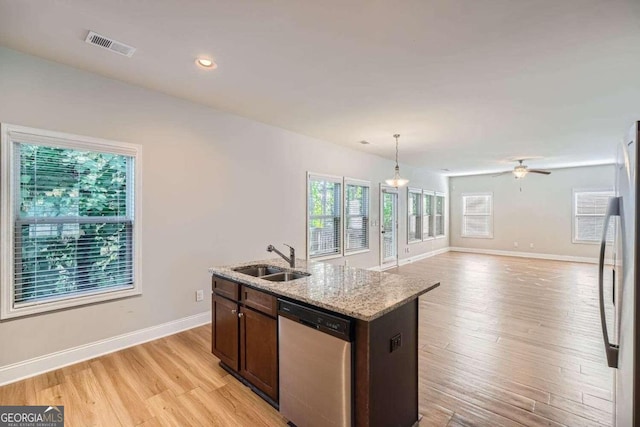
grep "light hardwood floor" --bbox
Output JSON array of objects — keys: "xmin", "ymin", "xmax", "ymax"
[
  {"xmin": 396, "ymin": 252, "xmax": 613, "ymax": 427},
  {"xmin": 0, "ymin": 253, "xmax": 613, "ymax": 426}
]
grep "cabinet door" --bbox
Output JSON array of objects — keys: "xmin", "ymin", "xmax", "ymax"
[
  {"xmin": 212, "ymin": 294, "xmax": 239, "ymax": 371},
  {"xmin": 239, "ymin": 306, "xmax": 278, "ymax": 401}
]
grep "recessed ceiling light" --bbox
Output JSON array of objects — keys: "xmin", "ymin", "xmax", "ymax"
[
  {"xmin": 359, "ymin": 140, "xmax": 370, "ymax": 145},
  {"xmin": 195, "ymin": 57, "xmax": 217, "ymax": 69}
]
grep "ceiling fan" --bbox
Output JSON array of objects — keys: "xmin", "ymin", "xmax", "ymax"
[{"xmin": 493, "ymin": 159, "xmax": 551, "ymax": 179}]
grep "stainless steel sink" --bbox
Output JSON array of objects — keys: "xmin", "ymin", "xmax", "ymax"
[
  {"xmin": 233, "ymin": 265, "xmax": 283, "ymax": 277},
  {"xmin": 232, "ymin": 264, "xmax": 310, "ymax": 282},
  {"xmin": 262, "ymin": 272, "xmax": 311, "ymax": 282}
]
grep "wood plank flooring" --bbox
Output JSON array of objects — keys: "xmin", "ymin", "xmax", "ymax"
[
  {"xmin": 0, "ymin": 326, "xmax": 288, "ymax": 427},
  {"xmin": 392, "ymin": 252, "xmax": 613, "ymax": 427},
  {"xmin": 0, "ymin": 253, "xmax": 613, "ymax": 426}
]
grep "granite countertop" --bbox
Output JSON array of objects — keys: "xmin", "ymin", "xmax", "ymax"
[{"xmin": 208, "ymin": 258, "xmax": 440, "ymax": 321}]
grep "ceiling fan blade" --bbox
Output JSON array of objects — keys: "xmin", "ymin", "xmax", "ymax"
[
  {"xmin": 528, "ymin": 169, "xmax": 551, "ymax": 175},
  {"xmin": 491, "ymin": 171, "xmax": 512, "ymax": 177}
]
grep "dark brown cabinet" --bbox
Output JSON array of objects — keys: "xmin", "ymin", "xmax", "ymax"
[
  {"xmin": 211, "ymin": 276, "xmax": 278, "ymax": 403},
  {"xmin": 240, "ymin": 306, "xmax": 278, "ymax": 401},
  {"xmin": 212, "ymin": 277, "xmax": 240, "ymax": 301},
  {"xmin": 212, "ymin": 293, "xmax": 239, "ymax": 369}
]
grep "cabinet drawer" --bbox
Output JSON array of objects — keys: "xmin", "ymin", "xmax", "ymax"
[
  {"xmin": 242, "ymin": 286, "xmax": 277, "ymax": 317},
  {"xmin": 212, "ymin": 276, "xmax": 240, "ymax": 301}
]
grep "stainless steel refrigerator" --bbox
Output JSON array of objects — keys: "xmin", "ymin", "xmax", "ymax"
[{"xmin": 600, "ymin": 121, "xmax": 639, "ymax": 426}]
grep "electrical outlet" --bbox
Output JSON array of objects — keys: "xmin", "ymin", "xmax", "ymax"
[
  {"xmin": 196, "ymin": 290, "xmax": 204, "ymax": 302},
  {"xmin": 390, "ymin": 333, "xmax": 402, "ymax": 352},
  {"xmin": 514, "ymin": 242, "xmax": 518, "ymax": 248},
  {"xmin": 530, "ymin": 243, "xmax": 534, "ymax": 248}
]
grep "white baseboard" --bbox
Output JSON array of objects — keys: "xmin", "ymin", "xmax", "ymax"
[
  {"xmin": 369, "ymin": 246, "xmax": 606, "ymax": 269},
  {"xmin": 368, "ymin": 264, "xmax": 397, "ymax": 271},
  {"xmin": 398, "ymin": 247, "xmax": 451, "ymax": 266},
  {"xmin": 449, "ymin": 247, "xmax": 600, "ymax": 264},
  {"xmin": 0, "ymin": 311, "xmax": 211, "ymax": 387}
]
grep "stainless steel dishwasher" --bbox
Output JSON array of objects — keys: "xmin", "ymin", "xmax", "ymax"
[{"xmin": 278, "ymin": 299, "xmax": 353, "ymax": 427}]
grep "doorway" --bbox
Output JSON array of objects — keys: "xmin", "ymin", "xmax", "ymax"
[{"xmin": 380, "ymin": 185, "xmax": 399, "ymax": 269}]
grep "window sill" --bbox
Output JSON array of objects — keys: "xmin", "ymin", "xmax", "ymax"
[
  {"xmin": 345, "ymin": 249, "xmax": 370, "ymax": 256},
  {"xmin": 435, "ymin": 235, "xmax": 446, "ymax": 239},
  {"xmin": 461, "ymin": 235, "xmax": 493, "ymax": 239},
  {"xmin": 2, "ymin": 287, "xmax": 141, "ymax": 320},
  {"xmin": 572, "ymin": 240, "xmax": 612, "ymax": 245},
  {"xmin": 422, "ymin": 236, "xmax": 435, "ymax": 241},
  {"xmin": 309, "ymin": 253, "xmax": 343, "ymax": 262},
  {"xmin": 408, "ymin": 239, "xmax": 422, "ymax": 245}
]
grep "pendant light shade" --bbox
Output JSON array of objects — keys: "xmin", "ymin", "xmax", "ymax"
[{"xmin": 385, "ymin": 134, "xmax": 409, "ymax": 187}]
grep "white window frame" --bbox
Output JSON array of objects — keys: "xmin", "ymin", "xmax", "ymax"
[
  {"xmin": 422, "ymin": 190, "xmax": 435, "ymax": 240},
  {"xmin": 461, "ymin": 192, "xmax": 493, "ymax": 239},
  {"xmin": 434, "ymin": 192, "xmax": 446, "ymax": 238},
  {"xmin": 306, "ymin": 172, "xmax": 343, "ymax": 260},
  {"xmin": 572, "ymin": 189, "xmax": 615, "ymax": 244},
  {"xmin": 344, "ymin": 177, "xmax": 370, "ymax": 256},
  {"xmin": 407, "ymin": 187, "xmax": 423, "ymax": 244},
  {"xmin": 0, "ymin": 123, "xmax": 142, "ymax": 319}
]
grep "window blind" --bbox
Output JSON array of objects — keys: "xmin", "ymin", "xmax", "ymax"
[
  {"xmin": 308, "ymin": 175, "xmax": 342, "ymax": 257},
  {"xmin": 462, "ymin": 193, "xmax": 492, "ymax": 238},
  {"xmin": 14, "ymin": 142, "xmax": 134, "ymax": 306},
  {"xmin": 574, "ymin": 191, "xmax": 614, "ymax": 243},
  {"xmin": 408, "ymin": 189, "xmax": 422, "ymax": 242},
  {"xmin": 345, "ymin": 182, "xmax": 370, "ymax": 252},
  {"xmin": 435, "ymin": 194, "xmax": 445, "ymax": 237},
  {"xmin": 422, "ymin": 192, "xmax": 434, "ymax": 239}
]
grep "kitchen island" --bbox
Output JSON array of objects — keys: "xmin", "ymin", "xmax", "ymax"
[{"xmin": 209, "ymin": 258, "xmax": 440, "ymax": 427}]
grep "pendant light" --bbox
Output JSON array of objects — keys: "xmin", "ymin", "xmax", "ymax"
[{"xmin": 385, "ymin": 134, "xmax": 409, "ymax": 187}]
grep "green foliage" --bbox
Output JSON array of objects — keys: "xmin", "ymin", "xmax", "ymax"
[
  {"xmin": 16, "ymin": 144, "xmax": 132, "ymax": 303},
  {"xmin": 382, "ymin": 193, "xmax": 392, "ymax": 224},
  {"xmin": 308, "ymin": 180, "xmax": 340, "ymax": 228}
]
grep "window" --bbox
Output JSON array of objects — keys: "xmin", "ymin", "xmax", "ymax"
[
  {"xmin": 574, "ymin": 190, "xmax": 615, "ymax": 243},
  {"xmin": 1, "ymin": 124, "xmax": 141, "ymax": 319},
  {"xmin": 407, "ymin": 188, "xmax": 422, "ymax": 243},
  {"xmin": 307, "ymin": 173, "xmax": 342, "ymax": 258},
  {"xmin": 344, "ymin": 179, "xmax": 370, "ymax": 253},
  {"xmin": 462, "ymin": 193, "xmax": 492, "ymax": 238},
  {"xmin": 435, "ymin": 193, "xmax": 446, "ymax": 237},
  {"xmin": 423, "ymin": 191, "xmax": 435, "ymax": 239}
]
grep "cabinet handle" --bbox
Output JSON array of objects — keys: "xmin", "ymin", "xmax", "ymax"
[
  {"xmin": 231, "ymin": 309, "xmax": 237, "ymax": 314},
  {"xmin": 238, "ymin": 312, "xmax": 244, "ymax": 318}
]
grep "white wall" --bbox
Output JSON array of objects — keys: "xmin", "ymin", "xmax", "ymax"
[
  {"xmin": 449, "ymin": 164, "xmax": 615, "ymax": 259},
  {"xmin": 0, "ymin": 47, "xmax": 447, "ymax": 368}
]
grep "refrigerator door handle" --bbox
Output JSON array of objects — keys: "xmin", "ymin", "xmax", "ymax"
[{"xmin": 599, "ymin": 196, "xmax": 620, "ymax": 369}]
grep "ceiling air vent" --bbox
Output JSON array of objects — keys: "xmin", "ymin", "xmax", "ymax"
[{"xmin": 84, "ymin": 31, "xmax": 136, "ymax": 57}]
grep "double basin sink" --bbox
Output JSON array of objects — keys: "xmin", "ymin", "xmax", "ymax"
[{"xmin": 233, "ymin": 265, "xmax": 310, "ymax": 282}]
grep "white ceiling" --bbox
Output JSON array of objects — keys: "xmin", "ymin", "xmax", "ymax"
[{"xmin": 1, "ymin": 0, "xmax": 639, "ymax": 175}]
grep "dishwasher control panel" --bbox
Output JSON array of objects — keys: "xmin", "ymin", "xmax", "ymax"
[{"xmin": 278, "ymin": 299, "xmax": 352, "ymax": 341}]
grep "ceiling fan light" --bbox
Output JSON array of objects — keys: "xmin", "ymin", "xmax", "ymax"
[{"xmin": 513, "ymin": 166, "xmax": 528, "ymax": 179}]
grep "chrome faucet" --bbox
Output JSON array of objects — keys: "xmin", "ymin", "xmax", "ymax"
[{"xmin": 267, "ymin": 244, "xmax": 296, "ymax": 268}]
